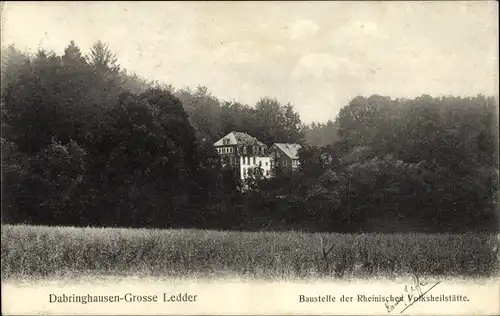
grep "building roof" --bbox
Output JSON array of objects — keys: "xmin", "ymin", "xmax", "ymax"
[
  {"xmin": 214, "ymin": 131, "xmax": 265, "ymax": 147},
  {"xmin": 272, "ymin": 143, "xmax": 302, "ymax": 159}
]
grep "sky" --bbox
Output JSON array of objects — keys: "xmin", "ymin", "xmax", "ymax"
[{"xmin": 1, "ymin": 1, "xmax": 498, "ymax": 123}]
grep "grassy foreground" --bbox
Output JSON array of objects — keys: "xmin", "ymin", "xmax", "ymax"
[{"xmin": 1, "ymin": 224, "xmax": 499, "ymax": 280}]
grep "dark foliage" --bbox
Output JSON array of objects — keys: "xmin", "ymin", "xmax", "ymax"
[{"xmin": 1, "ymin": 42, "xmax": 498, "ymax": 233}]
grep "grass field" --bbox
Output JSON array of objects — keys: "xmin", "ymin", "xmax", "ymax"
[{"xmin": 1, "ymin": 224, "xmax": 499, "ymax": 280}]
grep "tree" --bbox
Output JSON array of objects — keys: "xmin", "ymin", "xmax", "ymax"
[
  {"xmin": 120, "ymin": 69, "xmax": 155, "ymax": 95},
  {"xmin": 62, "ymin": 40, "xmax": 87, "ymax": 67},
  {"xmin": 1, "ymin": 44, "xmax": 31, "ymax": 96},
  {"xmin": 252, "ymin": 97, "xmax": 305, "ymax": 145},
  {"xmin": 175, "ymin": 86, "xmax": 223, "ymax": 143},
  {"xmin": 12, "ymin": 139, "xmax": 87, "ymax": 225},
  {"xmin": 87, "ymin": 40, "xmax": 120, "ymax": 75},
  {"xmin": 219, "ymin": 100, "xmax": 255, "ymax": 136},
  {"xmin": 86, "ymin": 40, "xmax": 123, "ymax": 105},
  {"xmin": 304, "ymin": 120, "xmax": 339, "ymax": 147}
]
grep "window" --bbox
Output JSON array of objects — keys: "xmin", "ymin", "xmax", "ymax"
[
  {"xmin": 266, "ymin": 170, "xmax": 269, "ymax": 176},
  {"xmin": 265, "ymin": 162, "xmax": 268, "ymax": 166},
  {"xmin": 253, "ymin": 157, "xmax": 256, "ymax": 165},
  {"xmin": 243, "ymin": 147, "xmax": 247, "ymax": 154},
  {"xmin": 283, "ymin": 160, "xmax": 287, "ymax": 166}
]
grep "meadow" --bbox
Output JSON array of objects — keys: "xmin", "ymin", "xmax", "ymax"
[{"xmin": 1, "ymin": 224, "xmax": 498, "ymax": 280}]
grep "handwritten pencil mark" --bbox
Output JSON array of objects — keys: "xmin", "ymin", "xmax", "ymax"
[{"xmin": 400, "ymin": 280, "xmax": 442, "ymax": 314}]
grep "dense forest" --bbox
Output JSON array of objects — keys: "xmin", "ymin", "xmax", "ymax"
[{"xmin": 1, "ymin": 41, "xmax": 498, "ymax": 233}]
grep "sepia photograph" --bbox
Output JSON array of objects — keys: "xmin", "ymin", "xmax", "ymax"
[{"xmin": 1, "ymin": 1, "xmax": 499, "ymax": 315}]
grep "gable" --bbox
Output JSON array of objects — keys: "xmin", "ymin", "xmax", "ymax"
[
  {"xmin": 213, "ymin": 132, "xmax": 238, "ymax": 146},
  {"xmin": 232, "ymin": 132, "xmax": 265, "ymax": 146},
  {"xmin": 214, "ymin": 131, "xmax": 266, "ymax": 147},
  {"xmin": 271, "ymin": 143, "xmax": 302, "ymax": 159}
]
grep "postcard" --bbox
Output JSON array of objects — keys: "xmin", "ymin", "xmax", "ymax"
[{"xmin": 1, "ymin": 1, "xmax": 499, "ymax": 315}]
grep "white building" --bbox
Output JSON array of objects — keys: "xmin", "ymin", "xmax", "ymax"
[
  {"xmin": 239, "ymin": 155, "xmax": 271, "ymax": 181},
  {"xmin": 213, "ymin": 131, "xmax": 269, "ymax": 181}
]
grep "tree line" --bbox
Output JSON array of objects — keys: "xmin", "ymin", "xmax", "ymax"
[{"xmin": 1, "ymin": 40, "xmax": 498, "ymax": 232}]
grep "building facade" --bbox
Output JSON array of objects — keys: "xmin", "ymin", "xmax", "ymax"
[
  {"xmin": 214, "ymin": 131, "xmax": 270, "ymax": 180},
  {"xmin": 269, "ymin": 143, "xmax": 302, "ymax": 172},
  {"xmin": 240, "ymin": 155, "xmax": 272, "ymax": 181}
]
